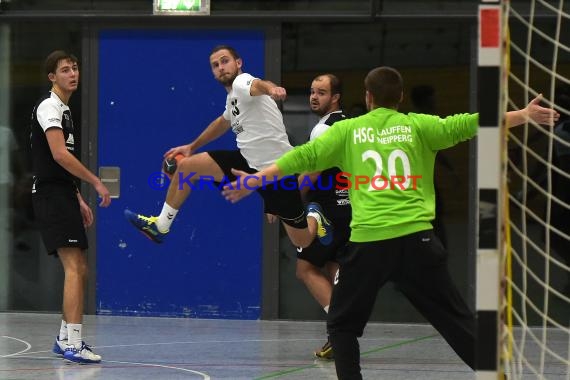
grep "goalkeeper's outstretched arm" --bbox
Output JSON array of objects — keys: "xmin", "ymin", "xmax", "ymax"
[{"xmin": 506, "ymin": 94, "xmax": 560, "ymax": 128}]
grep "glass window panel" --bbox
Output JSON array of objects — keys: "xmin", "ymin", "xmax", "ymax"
[{"xmin": 1, "ymin": 20, "xmax": 82, "ymax": 312}]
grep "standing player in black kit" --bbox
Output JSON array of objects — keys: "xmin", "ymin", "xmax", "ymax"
[
  {"xmin": 297, "ymin": 74, "xmax": 351, "ymax": 359},
  {"xmin": 30, "ymin": 50, "xmax": 111, "ymax": 364}
]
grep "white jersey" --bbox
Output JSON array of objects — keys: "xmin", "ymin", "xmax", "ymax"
[
  {"xmin": 309, "ymin": 110, "xmax": 345, "ymax": 141},
  {"xmin": 222, "ymin": 73, "xmax": 292, "ymax": 170}
]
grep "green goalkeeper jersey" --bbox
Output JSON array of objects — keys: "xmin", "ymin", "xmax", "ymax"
[{"xmin": 276, "ymin": 107, "xmax": 479, "ymax": 242}]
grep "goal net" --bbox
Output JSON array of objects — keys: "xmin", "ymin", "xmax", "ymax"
[{"xmin": 502, "ymin": 0, "xmax": 570, "ymax": 378}]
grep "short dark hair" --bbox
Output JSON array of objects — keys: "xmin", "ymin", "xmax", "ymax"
[
  {"xmin": 316, "ymin": 73, "xmax": 342, "ymax": 96},
  {"xmin": 45, "ymin": 50, "xmax": 78, "ymax": 76},
  {"xmin": 210, "ymin": 45, "xmax": 241, "ymax": 60},
  {"xmin": 364, "ymin": 66, "xmax": 403, "ymax": 108}
]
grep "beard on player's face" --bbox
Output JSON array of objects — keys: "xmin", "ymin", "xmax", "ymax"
[
  {"xmin": 311, "ymin": 100, "xmax": 332, "ymax": 117},
  {"xmin": 217, "ymin": 70, "xmax": 239, "ymax": 86}
]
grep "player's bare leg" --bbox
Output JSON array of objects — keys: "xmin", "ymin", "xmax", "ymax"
[
  {"xmin": 125, "ymin": 152, "xmax": 225, "ymax": 243},
  {"xmin": 165, "ymin": 152, "xmax": 226, "ymax": 209},
  {"xmin": 58, "ymin": 247, "xmax": 87, "ymax": 326},
  {"xmin": 296, "ymin": 259, "xmax": 334, "ymax": 307},
  {"xmin": 57, "ymin": 247, "xmax": 100, "ymax": 363}
]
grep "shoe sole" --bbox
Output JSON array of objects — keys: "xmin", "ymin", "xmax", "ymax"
[
  {"xmin": 315, "ymin": 353, "xmax": 334, "ymax": 360},
  {"xmin": 63, "ymin": 357, "xmax": 101, "ymax": 364},
  {"xmin": 139, "ymin": 229, "xmax": 163, "ymax": 244},
  {"xmin": 126, "ymin": 218, "xmax": 163, "ymax": 244},
  {"xmin": 63, "ymin": 352, "xmax": 101, "ymax": 364}
]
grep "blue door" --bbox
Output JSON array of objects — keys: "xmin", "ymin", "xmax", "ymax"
[{"xmin": 96, "ymin": 30, "xmax": 265, "ymax": 319}]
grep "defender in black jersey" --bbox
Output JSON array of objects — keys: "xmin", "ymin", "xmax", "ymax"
[
  {"xmin": 30, "ymin": 50, "xmax": 111, "ymax": 364},
  {"xmin": 296, "ymin": 74, "xmax": 351, "ymax": 360}
]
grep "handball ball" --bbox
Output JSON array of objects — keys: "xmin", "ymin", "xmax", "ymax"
[{"xmin": 162, "ymin": 153, "xmax": 185, "ymax": 178}]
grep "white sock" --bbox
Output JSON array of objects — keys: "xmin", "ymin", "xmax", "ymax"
[
  {"xmin": 307, "ymin": 211, "xmax": 322, "ymax": 224},
  {"xmin": 156, "ymin": 203, "xmax": 178, "ymax": 232},
  {"xmin": 67, "ymin": 323, "xmax": 82, "ymax": 348},
  {"xmin": 59, "ymin": 320, "xmax": 68, "ymax": 340},
  {"xmin": 324, "ymin": 305, "xmax": 329, "ymax": 314}
]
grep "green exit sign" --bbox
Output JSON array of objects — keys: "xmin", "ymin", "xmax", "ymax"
[{"xmin": 154, "ymin": 0, "xmax": 210, "ymax": 15}]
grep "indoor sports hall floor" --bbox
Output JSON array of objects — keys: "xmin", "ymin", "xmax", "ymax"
[{"xmin": 1, "ymin": 313, "xmax": 568, "ymax": 379}]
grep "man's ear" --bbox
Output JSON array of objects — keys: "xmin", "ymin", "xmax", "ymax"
[
  {"xmin": 48, "ymin": 72, "xmax": 56, "ymax": 83},
  {"xmin": 235, "ymin": 58, "xmax": 243, "ymax": 70},
  {"xmin": 332, "ymin": 93, "xmax": 340, "ymax": 104},
  {"xmin": 365, "ymin": 90, "xmax": 373, "ymax": 109}
]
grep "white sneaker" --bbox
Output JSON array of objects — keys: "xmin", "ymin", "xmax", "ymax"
[{"xmin": 63, "ymin": 342, "xmax": 101, "ymax": 364}]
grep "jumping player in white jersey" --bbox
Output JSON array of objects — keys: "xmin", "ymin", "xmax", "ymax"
[
  {"xmin": 125, "ymin": 45, "xmax": 332, "ymax": 249},
  {"xmin": 30, "ymin": 50, "xmax": 112, "ymax": 364}
]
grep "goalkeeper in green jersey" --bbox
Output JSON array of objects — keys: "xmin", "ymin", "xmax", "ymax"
[{"xmin": 222, "ymin": 66, "xmax": 559, "ymax": 379}]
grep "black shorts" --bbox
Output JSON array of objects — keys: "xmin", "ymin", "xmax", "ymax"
[
  {"xmin": 297, "ymin": 215, "xmax": 351, "ymax": 267},
  {"xmin": 32, "ymin": 180, "xmax": 88, "ymax": 255},
  {"xmin": 208, "ymin": 150, "xmax": 307, "ymax": 229}
]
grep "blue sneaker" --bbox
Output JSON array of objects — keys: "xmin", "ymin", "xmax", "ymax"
[
  {"xmin": 124, "ymin": 209, "xmax": 168, "ymax": 243},
  {"xmin": 53, "ymin": 336, "xmax": 87, "ymax": 356},
  {"xmin": 52, "ymin": 335, "xmax": 66, "ymax": 356},
  {"xmin": 307, "ymin": 202, "xmax": 333, "ymax": 246},
  {"xmin": 63, "ymin": 342, "xmax": 101, "ymax": 364}
]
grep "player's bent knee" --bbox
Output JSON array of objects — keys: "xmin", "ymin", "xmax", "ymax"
[
  {"xmin": 283, "ymin": 224, "xmax": 313, "ymax": 249},
  {"xmin": 177, "ymin": 156, "xmax": 193, "ymax": 171}
]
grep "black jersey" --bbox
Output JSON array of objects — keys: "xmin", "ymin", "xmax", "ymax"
[
  {"xmin": 30, "ymin": 92, "xmax": 77, "ymax": 185},
  {"xmin": 306, "ymin": 111, "xmax": 351, "ymax": 216}
]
